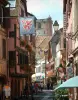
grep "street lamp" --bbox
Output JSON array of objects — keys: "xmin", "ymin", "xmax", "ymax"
[{"xmin": 53, "ymin": 20, "xmax": 59, "ymax": 32}]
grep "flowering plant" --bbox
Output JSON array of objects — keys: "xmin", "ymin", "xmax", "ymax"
[{"xmin": 25, "ymin": 44, "xmax": 32, "ymax": 52}]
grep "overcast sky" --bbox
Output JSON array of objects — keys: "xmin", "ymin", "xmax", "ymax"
[
  {"xmin": 27, "ymin": 0, "xmax": 63, "ymax": 28},
  {"xmin": 9, "ymin": 0, "xmax": 63, "ymax": 28}
]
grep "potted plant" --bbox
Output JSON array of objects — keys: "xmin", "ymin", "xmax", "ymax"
[{"xmin": 55, "ymin": 89, "xmax": 69, "ymax": 100}]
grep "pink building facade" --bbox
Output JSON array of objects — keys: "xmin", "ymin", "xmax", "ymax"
[{"xmin": 7, "ymin": 0, "xmax": 36, "ymax": 98}]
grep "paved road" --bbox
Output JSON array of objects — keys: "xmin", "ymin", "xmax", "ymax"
[
  {"xmin": 16, "ymin": 90, "xmax": 54, "ymax": 100},
  {"xmin": 33, "ymin": 90, "xmax": 53, "ymax": 100}
]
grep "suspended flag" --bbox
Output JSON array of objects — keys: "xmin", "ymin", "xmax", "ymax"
[{"xmin": 20, "ymin": 17, "xmax": 35, "ymax": 35}]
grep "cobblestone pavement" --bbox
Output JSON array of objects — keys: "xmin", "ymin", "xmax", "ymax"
[
  {"xmin": 31, "ymin": 90, "xmax": 53, "ymax": 100},
  {"xmin": 14, "ymin": 90, "xmax": 54, "ymax": 100}
]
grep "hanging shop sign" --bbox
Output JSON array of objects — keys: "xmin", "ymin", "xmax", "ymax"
[{"xmin": 20, "ymin": 17, "xmax": 35, "ymax": 35}]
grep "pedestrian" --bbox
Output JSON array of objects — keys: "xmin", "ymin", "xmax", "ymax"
[
  {"xmin": 25, "ymin": 82, "xmax": 29, "ymax": 99},
  {"xmin": 51, "ymin": 82, "xmax": 53, "ymax": 90},
  {"xmin": 38, "ymin": 83, "xmax": 41, "ymax": 91},
  {"xmin": 3, "ymin": 82, "xmax": 11, "ymax": 100},
  {"xmin": 40, "ymin": 82, "xmax": 43, "ymax": 92},
  {"xmin": 34, "ymin": 82, "xmax": 38, "ymax": 94},
  {"xmin": 47, "ymin": 82, "xmax": 50, "ymax": 90},
  {"xmin": 30, "ymin": 83, "xmax": 34, "ymax": 100}
]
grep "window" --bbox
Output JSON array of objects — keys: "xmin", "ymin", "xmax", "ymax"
[
  {"xmin": 9, "ymin": 51, "xmax": 16, "ymax": 66},
  {"xmin": 2, "ymin": 39, "xmax": 6, "ymax": 59},
  {"xmin": 9, "ymin": 31, "xmax": 15, "ymax": 37},
  {"xmin": 18, "ymin": 53, "xmax": 28, "ymax": 65},
  {"xmin": 0, "ymin": 5, "xmax": 10, "ymax": 28},
  {"xmin": 38, "ymin": 23, "xmax": 41, "ymax": 28}
]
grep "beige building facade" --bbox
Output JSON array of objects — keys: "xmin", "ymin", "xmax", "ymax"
[{"xmin": 0, "ymin": 27, "xmax": 7, "ymax": 78}]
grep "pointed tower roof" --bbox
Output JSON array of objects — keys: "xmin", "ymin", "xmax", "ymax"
[{"xmin": 53, "ymin": 20, "xmax": 59, "ymax": 26}]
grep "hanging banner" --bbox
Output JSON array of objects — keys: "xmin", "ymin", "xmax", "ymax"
[{"xmin": 20, "ymin": 17, "xmax": 35, "ymax": 35}]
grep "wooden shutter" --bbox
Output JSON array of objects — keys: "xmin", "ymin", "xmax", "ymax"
[
  {"xmin": 18, "ymin": 52, "xmax": 20, "ymax": 65},
  {"xmin": 3, "ymin": 7, "xmax": 10, "ymax": 28},
  {"xmin": 25, "ymin": 55, "xmax": 28, "ymax": 64},
  {"xmin": 9, "ymin": 51, "xmax": 16, "ymax": 66}
]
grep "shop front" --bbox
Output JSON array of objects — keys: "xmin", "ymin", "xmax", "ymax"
[{"xmin": 10, "ymin": 73, "xmax": 28, "ymax": 98}]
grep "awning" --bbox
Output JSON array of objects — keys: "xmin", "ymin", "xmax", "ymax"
[{"xmin": 54, "ymin": 76, "xmax": 78, "ymax": 91}]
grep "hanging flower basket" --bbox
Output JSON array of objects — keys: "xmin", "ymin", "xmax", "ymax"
[
  {"xmin": 20, "ymin": 40, "xmax": 25, "ymax": 46},
  {"xmin": 25, "ymin": 44, "xmax": 32, "ymax": 52}
]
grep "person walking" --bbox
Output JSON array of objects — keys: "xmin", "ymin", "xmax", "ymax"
[
  {"xmin": 25, "ymin": 82, "xmax": 29, "ymax": 99},
  {"xmin": 30, "ymin": 83, "xmax": 34, "ymax": 100},
  {"xmin": 34, "ymin": 82, "xmax": 38, "ymax": 94},
  {"xmin": 40, "ymin": 82, "xmax": 43, "ymax": 92},
  {"xmin": 51, "ymin": 82, "xmax": 53, "ymax": 90},
  {"xmin": 3, "ymin": 82, "xmax": 11, "ymax": 100},
  {"xmin": 47, "ymin": 82, "xmax": 50, "ymax": 90}
]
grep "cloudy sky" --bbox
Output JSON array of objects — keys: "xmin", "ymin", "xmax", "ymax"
[{"xmin": 27, "ymin": 0, "xmax": 63, "ymax": 28}]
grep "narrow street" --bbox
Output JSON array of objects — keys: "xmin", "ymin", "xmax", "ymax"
[
  {"xmin": 1, "ymin": 0, "xmax": 78, "ymax": 100},
  {"xmin": 33, "ymin": 90, "xmax": 53, "ymax": 100}
]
